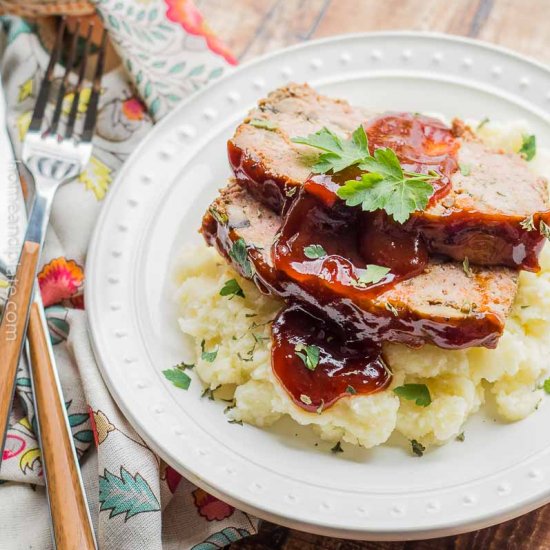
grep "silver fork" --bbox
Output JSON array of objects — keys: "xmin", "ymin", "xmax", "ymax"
[{"xmin": 0, "ymin": 19, "xmax": 105, "ymax": 549}]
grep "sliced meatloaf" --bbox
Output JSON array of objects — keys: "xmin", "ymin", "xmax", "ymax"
[
  {"xmin": 202, "ymin": 180, "xmax": 519, "ymax": 350},
  {"xmin": 228, "ymin": 83, "xmax": 372, "ymax": 212},
  {"xmin": 228, "ymin": 83, "xmax": 550, "ymax": 271}
]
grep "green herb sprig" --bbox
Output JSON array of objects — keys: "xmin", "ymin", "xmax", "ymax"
[
  {"xmin": 292, "ymin": 125, "xmax": 440, "ymax": 223},
  {"xmin": 295, "ymin": 344, "xmax": 320, "ymax": 371}
]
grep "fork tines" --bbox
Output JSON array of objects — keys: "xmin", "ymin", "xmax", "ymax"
[{"xmin": 29, "ymin": 18, "xmax": 107, "ymax": 144}]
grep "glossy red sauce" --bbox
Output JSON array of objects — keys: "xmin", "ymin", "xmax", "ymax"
[
  {"xmin": 272, "ymin": 178, "xmax": 428, "ymax": 302},
  {"xmin": 271, "ymin": 306, "xmax": 391, "ymax": 412},
  {"xmin": 364, "ymin": 112, "xmax": 459, "ymax": 204},
  {"xmin": 266, "ymin": 115, "xmax": 463, "ymax": 411}
]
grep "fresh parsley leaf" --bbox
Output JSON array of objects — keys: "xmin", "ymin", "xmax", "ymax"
[
  {"xmin": 229, "ymin": 238, "xmax": 254, "ymax": 278},
  {"xmin": 295, "ymin": 124, "xmax": 438, "ymax": 222},
  {"xmin": 304, "ymin": 244, "xmax": 327, "ymax": 259},
  {"xmin": 249, "ymin": 118, "xmax": 278, "ymax": 130},
  {"xmin": 200, "ymin": 340, "xmax": 218, "ymax": 363},
  {"xmin": 228, "ymin": 419, "xmax": 243, "ymax": 425},
  {"xmin": 456, "ymin": 432, "xmax": 465, "ymax": 442},
  {"xmin": 295, "ymin": 344, "xmax": 320, "ymax": 371},
  {"xmin": 331, "ymin": 441, "xmax": 344, "ymax": 453},
  {"xmin": 459, "ymin": 163, "xmax": 471, "ymax": 176},
  {"xmin": 220, "ymin": 278, "xmax": 245, "ymax": 299},
  {"xmin": 519, "ymin": 134, "xmax": 536, "ymax": 161},
  {"xmin": 542, "ymin": 378, "xmax": 550, "ymax": 394},
  {"xmin": 291, "ymin": 126, "xmax": 370, "ymax": 174},
  {"xmin": 357, "ymin": 264, "xmax": 390, "ymax": 285},
  {"xmin": 411, "ymin": 439, "xmax": 425, "ymax": 457},
  {"xmin": 300, "ymin": 394, "xmax": 312, "ymax": 405},
  {"xmin": 540, "ymin": 220, "xmax": 550, "ymax": 240},
  {"xmin": 394, "ymin": 383, "xmax": 432, "ymax": 407},
  {"xmin": 345, "ymin": 385, "xmax": 357, "ymax": 395},
  {"xmin": 162, "ymin": 368, "xmax": 191, "ymax": 390},
  {"xmin": 520, "ymin": 214, "xmax": 536, "ymax": 231},
  {"xmin": 463, "ymin": 257, "xmax": 473, "ymax": 277},
  {"xmin": 338, "ymin": 148, "xmax": 437, "ymax": 223}
]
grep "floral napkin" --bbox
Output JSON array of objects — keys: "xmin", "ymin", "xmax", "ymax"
[{"xmin": 0, "ymin": 2, "xmax": 258, "ymax": 549}]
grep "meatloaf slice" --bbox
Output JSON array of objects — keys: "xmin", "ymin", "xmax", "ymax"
[
  {"xmin": 228, "ymin": 83, "xmax": 372, "ymax": 212},
  {"xmin": 228, "ymin": 83, "xmax": 550, "ymax": 271},
  {"xmin": 410, "ymin": 138, "xmax": 550, "ymax": 270},
  {"xmin": 202, "ymin": 180, "xmax": 519, "ymax": 350}
]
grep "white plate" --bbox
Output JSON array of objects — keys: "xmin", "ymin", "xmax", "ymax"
[{"xmin": 86, "ymin": 33, "xmax": 550, "ymax": 540}]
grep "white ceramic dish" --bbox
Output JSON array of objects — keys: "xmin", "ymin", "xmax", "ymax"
[{"xmin": 86, "ymin": 33, "xmax": 550, "ymax": 540}]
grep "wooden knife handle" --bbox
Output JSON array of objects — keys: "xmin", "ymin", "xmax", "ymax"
[
  {"xmin": 0, "ymin": 241, "xmax": 40, "ymax": 451},
  {"xmin": 28, "ymin": 303, "xmax": 96, "ymax": 550}
]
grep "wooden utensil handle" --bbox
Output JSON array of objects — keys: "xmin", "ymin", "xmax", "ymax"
[
  {"xmin": 0, "ymin": 240, "xmax": 40, "ymax": 451},
  {"xmin": 28, "ymin": 303, "xmax": 96, "ymax": 550}
]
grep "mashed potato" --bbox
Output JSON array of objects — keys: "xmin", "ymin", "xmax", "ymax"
[{"xmin": 174, "ymin": 121, "xmax": 550, "ymax": 451}]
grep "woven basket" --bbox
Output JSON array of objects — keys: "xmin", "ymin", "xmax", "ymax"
[{"xmin": 0, "ymin": 0, "xmax": 95, "ymax": 17}]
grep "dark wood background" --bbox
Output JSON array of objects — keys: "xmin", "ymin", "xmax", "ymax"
[{"xmin": 195, "ymin": 1, "xmax": 550, "ymax": 548}]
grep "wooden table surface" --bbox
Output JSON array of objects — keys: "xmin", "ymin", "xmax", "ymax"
[{"xmin": 196, "ymin": 1, "xmax": 550, "ymax": 548}]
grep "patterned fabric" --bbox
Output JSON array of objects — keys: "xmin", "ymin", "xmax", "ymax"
[{"xmin": 0, "ymin": 4, "xmax": 257, "ymax": 549}]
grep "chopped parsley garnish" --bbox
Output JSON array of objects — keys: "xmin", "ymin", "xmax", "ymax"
[
  {"xmin": 300, "ymin": 394, "xmax": 312, "ymax": 405},
  {"xmin": 394, "ymin": 383, "xmax": 432, "ymax": 407},
  {"xmin": 385, "ymin": 302, "xmax": 399, "ymax": 317},
  {"xmin": 223, "ymin": 404, "xmax": 236, "ymax": 414},
  {"xmin": 174, "ymin": 361, "xmax": 194, "ymax": 370},
  {"xmin": 228, "ymin": 419, "xmax": 243, "ymax": 425},
  {"xmin": 200, "ymin": 340, "xmax": 218, "ymax": 363},
  {"xmin": 519, "ymin": 134, "xmax": 536, "ymax": 161},
  {"xmin": 477, "ymin": 117, "xmax": 490, "ymax": 130},
  {"xmin": 456, "ymin": 432, "xmax": 465, "ymax": 442},
  {"xmin": 459, "ymin": 163, "xmax": 471, "ymax": 176},
  {"xmin": 201, "ymin": 387, "xmax": 216, "ymax": 400},
  {"xmin": 463, "ymin": 257, "xmax": 473, "ymax": 277},
  {"xmin": 331, "ymin": 441, "xmax": 344, "ymax": 453},
  {"xmin": 292, "ymin": 126, "xmax": 370, "ymax": 174},
  {"xmin": 220, "ymin": 278, "xmax": 245, "ymax": 299},
  {"xmin": 285, "ymin": 185, "xmax": 298, "ymax": 197},
  {"xmin": 304, "ymin": 244, "xmax": 327, "ymax": 259},
  {"xmin": 295, "ymin": 344, "xmax": 320, "ymax": 371},
  {"xmin": 249, "ymin": 118, "xmax": 278, "ymax": 130},
  {"xmin": 229, "ymin": 238, "xmax": 254, "ymax": 278},
  {"xmin": 543, "ymin": 378, "xmax": 550, "ymax": 394},
  {"xmin": 345, "ymin": 385, "xmax": 357, "ymax": 395},
  {"xmin": 253, "ymin": 333, "xmax": 269, "ymax": 343},
  {"xmin": 357, "ymin": 264, "xmax": 390, "ymax": 286},
  {"xmin": 520, "ymin": 214, "xmax": 536, "ymax": 231},
  {"xmin": 540, "ymin": 220, "xmax": 550, "ymax": 240},
  {"xmin": 293, "ymin": 125, "xmax": 439, "ymax": 223},
  {"xmin": 162, "ymin": 367, "xmax": 191, "ymax": 390},
  {"xmin": 209, "ymin": 206, "xmax": 228, "ymax": 224},
  {"xmin": 411, "ymin": 439, "xmax": 425, "ymax": 457}
]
